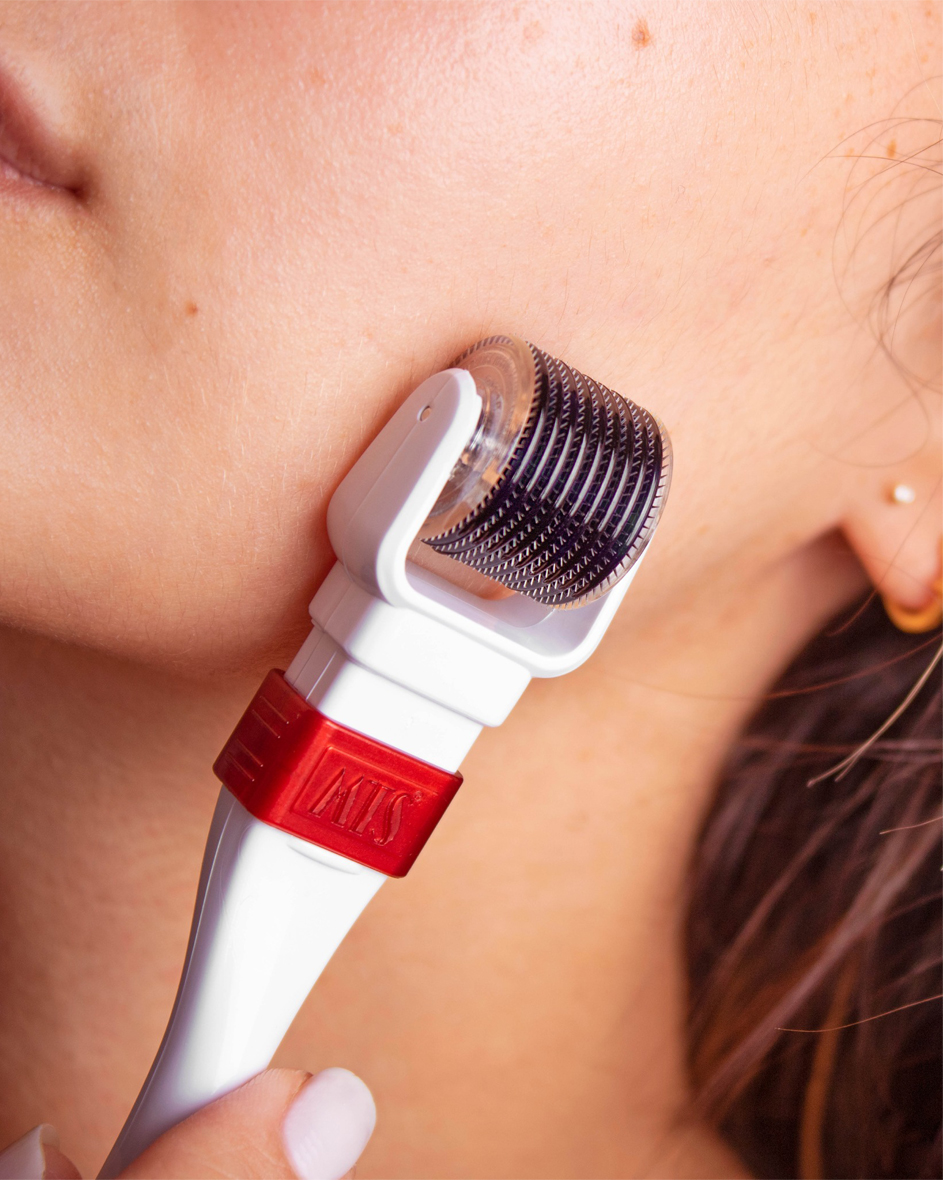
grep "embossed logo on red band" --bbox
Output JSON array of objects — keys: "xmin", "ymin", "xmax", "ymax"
[{"xmin": 213, "ymin": 670, "xmax": 462, "ymax": 877}]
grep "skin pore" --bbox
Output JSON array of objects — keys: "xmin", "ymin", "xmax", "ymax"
[{"xmin": 0, "ymin": 3, "xmax": 939, "ymax": 1177}]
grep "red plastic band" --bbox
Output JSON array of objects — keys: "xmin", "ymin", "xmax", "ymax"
[{"xmin": 213, "ymin": 670, "xmax": 463, "ymax": 878}]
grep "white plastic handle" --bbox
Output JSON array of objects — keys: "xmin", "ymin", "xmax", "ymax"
[
  {"xmin": 99, "ymin": 790, "xmax": 384, "ymax": 1178},
  {"xmin": 102, "ymin": 361, "xmax": 644, "ymax": 1175}
]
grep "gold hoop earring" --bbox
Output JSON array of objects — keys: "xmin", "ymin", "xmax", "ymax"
[
  {"xmin": 881, "ymin": 558, "xmax": 943, "ymax": 633},
  {"xmin": 882, "ymin": 594, "xmax": 943, "ymax": 633}
]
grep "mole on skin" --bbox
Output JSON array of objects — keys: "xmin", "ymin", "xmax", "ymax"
[
  {"xmin": 632, "ymin": 18, "xmax": 652, "ymax": 47},
  {"xmin": 185, "ymin": 301, "xmax": 199, "ymax": 316}
]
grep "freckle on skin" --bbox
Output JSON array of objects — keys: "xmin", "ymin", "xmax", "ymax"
[
  {"xmin": 185, "ymin": 301, "xmax": 198, "ymax": 316},
  {"xmin": 886, "ymin": 139, "xmax": 897, "ymax": 159},
  {"xmin": 632, "ymin": 18, "xmax": 652, "ymax": 48}
]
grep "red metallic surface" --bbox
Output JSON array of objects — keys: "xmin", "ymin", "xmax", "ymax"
[{"xmin": 213, "ymin": 670, "xmax": 463, "ymax": 878}]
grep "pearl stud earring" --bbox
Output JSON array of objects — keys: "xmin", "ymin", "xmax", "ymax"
[{"xmin": 889, "ymin": 484, "xmax": 916, "ymax": 505}]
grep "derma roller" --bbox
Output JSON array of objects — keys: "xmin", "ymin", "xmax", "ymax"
[{"xmin": 100, "ymin": 335, "xmax": 671, "ymax": 1176}]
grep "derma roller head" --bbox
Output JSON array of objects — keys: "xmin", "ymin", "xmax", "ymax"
[{"xmin": 418, "ymin": 335, "xmax": 672, "ymax": 609}]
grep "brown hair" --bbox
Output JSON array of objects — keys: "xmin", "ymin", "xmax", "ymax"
[{"xmin": 685, "ymin": 595, "xmax": 941, "ymax": 1179}]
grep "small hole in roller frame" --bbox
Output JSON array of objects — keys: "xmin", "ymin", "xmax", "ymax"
[{"xmin": 419, "ymin": 405, "xmax": 432, "ymax": 421}]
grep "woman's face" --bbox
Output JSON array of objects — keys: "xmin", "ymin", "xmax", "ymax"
[{"xmin": 0, "ymin": 2, "xmax": 938, "ymax": 674}]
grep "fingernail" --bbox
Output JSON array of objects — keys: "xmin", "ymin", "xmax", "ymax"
[
  {"xmin": 282, "ymin": 1068, "xmax": 376, "ymax": 1180},
  {"xmin": 0, "ymin": 1125, "xmax": 58, "ymax": 1180}
]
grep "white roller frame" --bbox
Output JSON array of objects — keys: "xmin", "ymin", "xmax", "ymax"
[{"xmin": 100, "ymin": 368, "xmax": 640, "ymax": 1177}]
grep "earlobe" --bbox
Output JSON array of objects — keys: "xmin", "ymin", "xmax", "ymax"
[{"xmin": 842, "ymin": 478, "xmax": 942, "ymax": 624}]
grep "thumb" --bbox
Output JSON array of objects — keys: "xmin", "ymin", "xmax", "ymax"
[
  {"xmin": 119, "ymin": 1068, "xmax": 376, "ymax": 1180},
  {"xmin": 0, "ymin": 1125, "xmax": 80, "ymax": 1180}
]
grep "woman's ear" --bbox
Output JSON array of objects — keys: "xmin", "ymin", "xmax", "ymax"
[{"xmin": 842, "ymin": 472, "xmax": 941, "ymax": 612}]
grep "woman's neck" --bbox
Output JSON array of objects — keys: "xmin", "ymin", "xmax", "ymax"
[{"xmin": 0, "ymin": 535, "xmax": 863, "ymax": 1178}]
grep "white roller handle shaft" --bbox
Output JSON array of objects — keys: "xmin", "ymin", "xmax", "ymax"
[
  {"xmin": 98, "ymin": 363, "xmax": 630, "ymax": 1177},
  {"xmin": 99, "ymin": 789, "xmax": 384, "ymax": 1178}
]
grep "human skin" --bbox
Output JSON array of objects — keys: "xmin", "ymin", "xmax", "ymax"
[{"xmin": 0, "ymin": 2, "xmax": 939, "ymax": 1177}]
